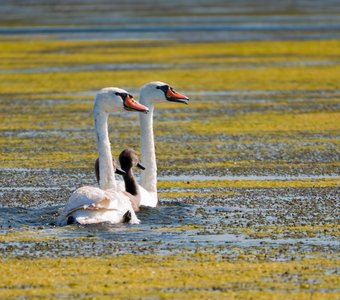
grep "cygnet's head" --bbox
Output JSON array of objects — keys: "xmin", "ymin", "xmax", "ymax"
[
  {"xmin": 94, "ymin": 87, "xmax": 149, "ymax": 114},
  {"xmin": 119, "ymin": 148, "xmax": 145, "ymax": 172},
  {"xmin": 139, "ymin": 81, "xmax": 189, "ymax": 105},
  {"xmin": 94, "ymin": 157, "xmax": 126, "ymax": 184}
]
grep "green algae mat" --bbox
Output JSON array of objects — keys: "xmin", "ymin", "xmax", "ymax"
[
  {"xmin": 0, "ymin": 37, "xmax": 339, "ymax": 299},
  {"xmin": 1, "ymin": 254, "xmax": 339, "ymax": 299}
]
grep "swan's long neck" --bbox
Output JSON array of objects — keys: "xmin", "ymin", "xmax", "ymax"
[
  {"xmin": 139, "ymin": 98, "xmax": 157, "ymax": 193},
  {"xmin": 94, "ymin": 106, "xmax": 116, "ymax": 190},
  {"xmin": 123, "ymin": 169, "xmax": 139, "ymax": 196}
]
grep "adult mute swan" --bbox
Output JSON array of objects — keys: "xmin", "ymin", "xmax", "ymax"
[
  {"xmin": 94, "ymin": 82, "xmax": 189, "ymax": 208},
  {"xmin": 57, "ymin": 87, "xmax": 149, "ymax": 226},
  {"xmin": 137, "ymin": 81, "xmax": 189, "ymax": 207}
]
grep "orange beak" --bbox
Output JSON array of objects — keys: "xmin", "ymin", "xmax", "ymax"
[
  {"xmin": 166, "ymin": 87, "xmax": 189, "ymax": 104},
  {"xmin": 124, "ymin": 95, "xmax": 149, "ymax": 114}
]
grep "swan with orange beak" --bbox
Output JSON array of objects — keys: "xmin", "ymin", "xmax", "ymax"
[
  {"xmin": 101, "ymin": 82, "xmax": 189, "ymax": 208},
  {"xmin": 136, "ymin": 81, "xmax": 189, "ymax": 207},
  {"xmin": 57, "ymin": 87, "xmax": 149, "ymax": 226},
  {"xmin": 93, "ymin": 82, "xmax": 189, "ymax": 209}
]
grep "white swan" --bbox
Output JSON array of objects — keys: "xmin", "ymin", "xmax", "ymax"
[
  {"xmin": 94, "ymin": 82, "xmax": 189, "ymax": 208},
  {"xmin": 137, "ymin": 82, "xmax": 189, "ymax": 207},
  {"xmin": 57, "ymin": 87, "xmax": 149, "ymax": 226},
  {"xmin": 131, "ymin": 81, "xmax": 189, "ymax": 207}
]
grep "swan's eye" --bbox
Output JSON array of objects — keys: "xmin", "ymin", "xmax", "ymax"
[
  {"xmin": 115, "ymin": 93, "xmax": 129, "ymax": 100},
  {"xmin": 156, "ymin": 85, "xmax": 169, "ymax": 93}
]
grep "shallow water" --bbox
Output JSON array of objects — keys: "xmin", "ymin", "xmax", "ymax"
[
  {"xmin": 1, "ymin": 196, "xmax": 338, "ymax": 259},
  {"xmin": 0, "ymin": 0, "xmax": 339, "ymax": 267},
  {"xmin": 1, "ymin": 80, "xmax": 339, "ymax": 257},
  {"xmin": 1, "ymin": 0, "xmax": 340, "ymax": 41},
  {"xmin": 0, "ymin": 63, "xmax": 168, "ymax": 74},
  {"xmin": 0, "ymin": 163, "xmax": 338, "ymax": 258}
]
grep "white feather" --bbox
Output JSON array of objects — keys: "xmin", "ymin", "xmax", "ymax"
[
  {"xmin": 57, "ymin": 88, "xmax": 140, "ymax": 226},
  {"xmin": 57, "ymin": 186, "xmax": 139, "ymax": 226}
]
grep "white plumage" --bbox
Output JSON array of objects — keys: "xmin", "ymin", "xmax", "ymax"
[
  {"xmin": 57, "ymin": 186, "xmax": 139, "ymax": 225},
  {"xmin": 113, "ymin": 82, "xmax": 189, "ymax": 208},
  {"xmin": 57, "ymin": 87, "xmax": 148, "ymax": 226}
]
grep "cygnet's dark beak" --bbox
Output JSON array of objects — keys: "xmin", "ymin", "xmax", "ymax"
[
  {"xmin": 137, "ymin": 162, "xmax": 145, "ymax": 170},
  {"xmin": 115, "ymin": 167, "xmax": 126, "ymax": 176}
]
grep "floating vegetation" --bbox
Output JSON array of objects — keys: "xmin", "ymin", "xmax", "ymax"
[
  {"xmin": 0, "ymin": 39, "xmax": 340, "ymax": 93},
  {"xmin": 0, "ymin": 19, "xmax": 339, "ymax": 300},
  {"xmin": 0, "ymin": 253, "xmax": 339, "ymax": 299},
  {"xmin": 158, "ymin": 178, "xmax": 340, "ymax": 189}
]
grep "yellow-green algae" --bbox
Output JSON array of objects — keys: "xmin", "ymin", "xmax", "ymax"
[
  {"xmin": 1, "ymin": 39, "xmax": 339, "ymax": 69},
  {"xmin": 161, "ymin": 161, "xmax": 340, "ymax": 171},
  {"xmin": 188, "ymin": 111, "xmax": 340, "ymax": 135},
  {"xmin": 0, "ymin": 38, "xmax": 339, "ymax": 171},
  {"xmin": 0, "ymin": 28, "xmax": 339, "ymax": 300},
  {"xmin": 158, "ymin": 178, "xmax": 340, "ymax": 189},
  {"xmin": 159, "ymin": 190, "xmax": 237, "ymax": 198},
  {"xmin": 1, "ymin": 104, "xmax": 339, "ymax": 169},
  {"xmin": 176, "ymin": 224, "xmax": 339, "ymax": 241},
  {"xmin": 153, "ymin": 224, "xmax": 202, "ymax": 231},
  {"xmin": 1, "ymin": 107, "xmax": 338, "ymax": 133},
  {"xmin": 0, "ymin": 229, "xmax": 95, "ymax": 243},
  {"xmin": 0, "ymin": 65, "xmax": 339, "ymax": 94},
  {"xmin": 236, "ymin": 224, "xmax": 340, "ymax": 239},
  {"xmin": 0, "ymin": 230, "xmax": 53, "ymax": 242},
  {"xmin": 0, "ymin": 39, "xmax": 339, "ymax": 93},
  {"xmin": 0, "ymin": 253, "xmax": 339, "ymax": 299}
]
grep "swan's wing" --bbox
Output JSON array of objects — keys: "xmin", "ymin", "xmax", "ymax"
[
  {"xmin": 64, "ymin": 186, "xmax": 105, "ymax": 210},
  {"xmin": 76, "ymin": 216, "xmax": 106, "ymax": 225},
  {"xmin": 57, "ymin": 186, "xmax": 101, "ymax": 225},
  {"xmin": 104, "ymin": 189, "xmax": 140, "ymax": 224},
  {"xmin": 72, "ymin": 209, "xmax": 126, "ymax": 225},
  {"xmin": 57, "ymin": 186, "xmax": 140, "ymax": 225}
]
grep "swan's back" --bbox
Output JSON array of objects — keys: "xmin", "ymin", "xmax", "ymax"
[{"xmin": 57, "ymin": 186, "xmax": 139, "ymax": 225}]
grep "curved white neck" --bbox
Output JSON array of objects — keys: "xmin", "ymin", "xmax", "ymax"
[
  {"xmin": 139, "ymin": 98, "xmax": 157, "ymax": 193},
  {"xmin": 94, "ymin": 105, "xmax": 116, "ymax": 190}
]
